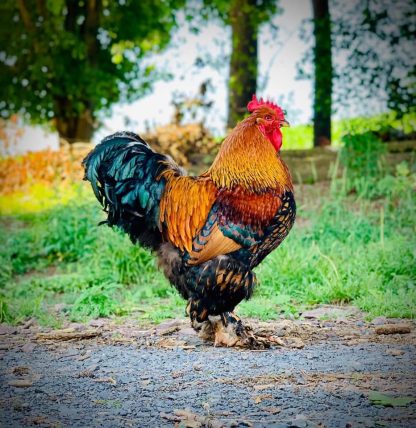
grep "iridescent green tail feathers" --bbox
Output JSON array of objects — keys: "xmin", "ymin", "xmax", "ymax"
[{"xmin": 82, "ymin": 131, "xmax": 179, "ymax": 250}]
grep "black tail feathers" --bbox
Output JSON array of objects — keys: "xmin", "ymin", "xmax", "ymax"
[{"xmin": 82, "ymin": 131, "xmax": 178, "ymax": 250}]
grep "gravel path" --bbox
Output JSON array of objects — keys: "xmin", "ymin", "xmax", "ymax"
[{"xmin": 1, "ymin": 314, "xmax": 415, "ymax": 427}]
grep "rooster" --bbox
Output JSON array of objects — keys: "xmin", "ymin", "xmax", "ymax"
[{"xmin": 83, "ymin": 96, "xmax": 295, "ymax": 348}]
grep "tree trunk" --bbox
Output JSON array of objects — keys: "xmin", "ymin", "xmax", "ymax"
[
  {"xmin": 54, "ymin": 97, "xmax": 95, "ymax": 143},
  {"xmin": 227, "ymin": 0, "xmax": 258, "ymax": 129},
  {"xmin": 55, "ymin": 114, "xmax": 94, "ymax": 144},
  {"xmin": 53, "ymin": 0, "xmax": 100, "ymax": 144},
  {"xmin": 312, "ymin": 0, "xmax": 332, "ymax": 147}
]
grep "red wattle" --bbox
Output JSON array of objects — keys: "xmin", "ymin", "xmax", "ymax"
[
  {"xmin": 268, "ymin": 128, "xmax": 282, "ymax": 151},
  {"xmin": 258, "ymin": 125, "xmax": 282, "ymax": 152}
]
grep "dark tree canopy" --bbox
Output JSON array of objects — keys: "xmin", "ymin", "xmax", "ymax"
[
  {"xmin": 298, "ymin": 0, "xmax": 414, "ymax": 142},
  {"xmin": 0, "ymin": 0, "xmax": 184, "ymax": 142},
  {"xmin": 332, "ymin": 0, "xmax": 415, "ymax": 118}
]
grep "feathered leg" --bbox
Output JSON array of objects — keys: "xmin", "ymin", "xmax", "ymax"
[
  {"xmin": 187, "ymin": 300, "xmax": 215, "ymax": 341},
  {"xmin": 183, "ymin": 256, "xmax": 272, "ymax": 349},
  {"xmin": 213, "ymin": 312, "xmax": 271, "ymax": 349}
]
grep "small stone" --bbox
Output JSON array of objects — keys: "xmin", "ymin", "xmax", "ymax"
[
  {"xmin": 89, "ymin": 319, "xmax": 107, "ymax": 328},
  {"xmin": 0, "ymin": 325, "xmax": 17, "ymax": 335},
  {"xmin": 67, "ymin": 323, "xmax": 86, "ymax": 331},
  {"xmin": 85, "ymin": 364, "xmax": 99, "ymax": 372},
  {"xmin": 372, "ymin": 316, "xmax": 387, "ymax": 326},
  {"xmin": 21, "ymin": 342, "xmax": 35, "ymax": 353}
]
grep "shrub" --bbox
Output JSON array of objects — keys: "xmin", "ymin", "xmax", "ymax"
[
  {"xmin": 0, "ymin": 144, "xmax": 91, "ymax": 195},
  {"xmin": 340, "ymin": 131, "xmax": 386, "ymax": 180}
]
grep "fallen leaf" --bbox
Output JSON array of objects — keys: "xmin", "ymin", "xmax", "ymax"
[
  {"xmin": 253, "ymin": 394, "xmax": 272, "ymax": 404},
  {"xmin": 369, "ymin": 392, "xmax": 415, "ymax": 407},
  {"xmin": 285, "ymin": 337, "xmax": 305, "ymax": 349},
  {"xmin": 93, "ymin": 377, "xmax": 116, "ymax": 385},
  {"xmin": 375, "ymin": 324, "xmax": 411, "ymax": 335},
  {"xmin": 386, "ymin": 349, "xmax": 405, "ymax": 356},
  {"xmin": 253, "ymin": 384, "xmax": 275, "ymax": 391},
  {"xmin": 12, "ymin": 366, "xmax": 30, "ymax": 376},
  {"xmin": 171, "ymin": 409, "xmax": 225, "ymax": 428},
  {"xmin": 22, "ymin": 318, "xmax": 35, "ymax": 329},
  {"xmin": 36, "ymin": 329, "xmax": 101, "ymax": 341},
  {"xmin": 8, "ymin": 379, "xmax": 33, "ymax": 388},
  {"xmin": 157, "ymin": 325, "xmax": 180, "ymax": 336},
  {"xmin": 157, "ymin": 338, "xmax": 187, "ymax": 348},
  {"xmin": 237, "ymin": 420, "xmax": 253, "ymax": 427},
  {"xmin": 269, "ymin": 336, "xmax": 285, "ymax": 346},
  {"xmin": 262, "ymin": 406, "xmax": 281, "ymax": 414},
  {"xmin": 77, "ymin": 351, "xmax": 91, "ymax": 361},
  {"xmin": 160, "ymin": 412, "xmax": 181, "ymax": 422}
]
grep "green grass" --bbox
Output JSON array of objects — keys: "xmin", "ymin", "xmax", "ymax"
[{"xmin": 1, "ymin": 163, "xmax": 415, "ymax": 326}]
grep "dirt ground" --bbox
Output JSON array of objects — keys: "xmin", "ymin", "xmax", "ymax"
[{"xmin": 1, "ymin": 306, "xmax": 415, "ymax": 428}]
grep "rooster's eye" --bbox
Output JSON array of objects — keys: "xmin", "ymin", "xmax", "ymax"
[{"xmin": 264, "ymin": 115, "xmax": 273, "ymax": 121}]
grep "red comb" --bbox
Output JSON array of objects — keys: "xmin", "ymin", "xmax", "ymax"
[{"xmin": 247, "ymin": 95, "xmax": 285, "ymax": 119}]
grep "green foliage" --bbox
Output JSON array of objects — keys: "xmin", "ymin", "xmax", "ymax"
[
  {"xmin": 71, "ymin": 283, "xmax": 122, "ymax": 320},
  {"xmin": 340, "ymin": 131, "xmax": 386, "ymax": 179},
  {"xmin": 0, "ymin": 0, "xmax": 184, "ymax": 138},
  {"xmin": 368, "ymin": 392, "xmax": 416, "ymax": 407},
  {"xmin": 332, "ymin": 0, "xmax": 415, "ymax": 117},
  {"xmin": 336, "ymin": 111, "xmax": 416, "ymax": 142},
  {"xmin": 201, "ymin": 0, "xmax": 278, "ymax": 26},
  {"xmin": 277, "ymin": 111, "xmax": 416, "ymax": 150},
  {"xmin": 0, "ymin": 297, "xmax": 12, "ymax": 323},
  {"xmin": 338, "ymin": 129, "xmax": 416, "ymax": 203}
]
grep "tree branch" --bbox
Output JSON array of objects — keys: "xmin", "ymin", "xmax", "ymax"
[
  {"xmin": 17, "ymin": 0, "xmax": 43, "ymax": 54},
  {"xmin": 36, "ymin": 0, "xmax": 48, "ymax": 19},
  {"xmin": 85, "ymin": 0, "xmax": 101, "ymax": 64},
  {"xmin": 17, "ymin": 0, "xmax": 35, "ymax": 33}
]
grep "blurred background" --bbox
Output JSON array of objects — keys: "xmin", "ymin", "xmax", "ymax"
[{"xmin": 0, "ymin": 0, "xmax": 415, "ymax": 326}]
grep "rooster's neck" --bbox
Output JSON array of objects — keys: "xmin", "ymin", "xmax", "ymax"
[{"xmin": 207, "ymin": 123, "xmax": 293, "ymax": 193}]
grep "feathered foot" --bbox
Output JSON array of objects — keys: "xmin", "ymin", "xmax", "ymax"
[
  {"xmin": 191, "ymin": 318, "xmax": 215, "ymax": 342},
  {"xmin": 191, "ymin": 311, "xmax": 276, "ymax": 349},
  {"xmin": 212, "ymin": 312, "xmax": 271, "ymax": 350}
]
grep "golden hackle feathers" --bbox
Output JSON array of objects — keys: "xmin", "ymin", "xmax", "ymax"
[
  {"xmin": 207, "ymin": 120, "xmax": 293, "ymax": 193},
  {"xmin": 159, "ymin": 170, "xmax": 217, "ymax": 252}
]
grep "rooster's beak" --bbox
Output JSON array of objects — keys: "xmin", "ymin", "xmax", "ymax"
[{"xmin": 280, "ymin": 120, "xmax": 290, "ymax": 127}]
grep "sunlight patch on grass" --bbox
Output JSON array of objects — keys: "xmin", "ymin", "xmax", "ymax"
[{"xmin": 0, "ymin": 182, "xmax": 92, "ymax": 215}]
